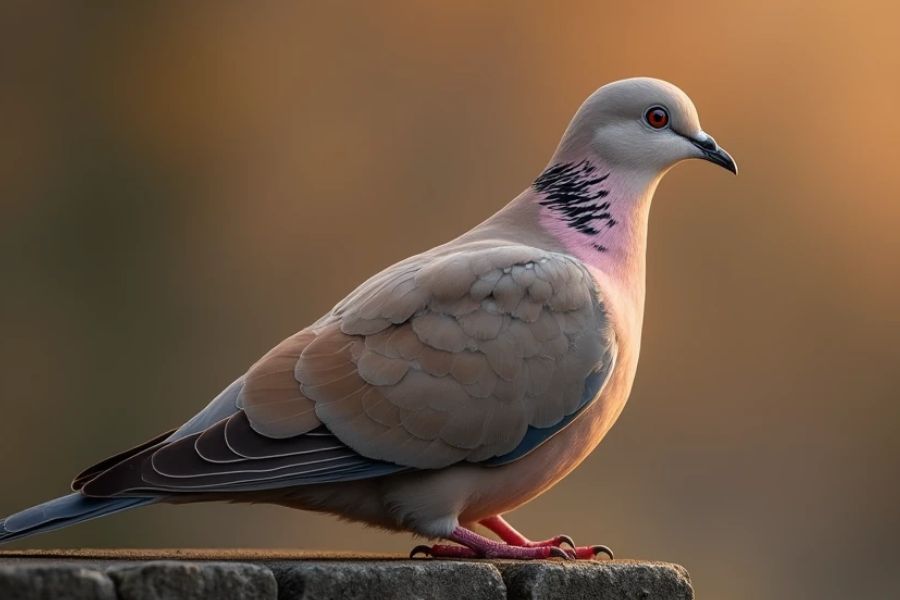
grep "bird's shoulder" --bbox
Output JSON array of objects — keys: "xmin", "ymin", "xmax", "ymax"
[{"xmin": 330, "ymin": 242, "xmax": 602, "ymax": 333}]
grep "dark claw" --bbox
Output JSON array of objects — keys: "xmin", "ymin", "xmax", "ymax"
[
  {"xmin": 591, "ymin": 545, "xmax": 614, "ymax": 560},
  {"xmin": 410, "ymin": 545, "xmax": 433, "ymax": 558},
  {"xmin": 549, "ymin": 546, "xmax": 572, "ymax": 560},
  {"xmin": 558, "ymin": 534, "xmax": 576, "ymax": 549}
]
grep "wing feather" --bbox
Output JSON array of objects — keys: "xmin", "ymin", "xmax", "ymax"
[
  {"xmin": 76, "ymin": 244, "xmax": 616, "ymax": 497},
  {"xmin": 287, "ymin": 245, "xmax": 616, "ymax": 468}
]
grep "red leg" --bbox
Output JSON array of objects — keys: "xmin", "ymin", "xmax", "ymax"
[
  {"xmin": 479, "ymin": 515, "xmax": 574, "ymax": 548},
  {"xmin": 478, "ymin": 515, "xmax": 613, "ymax": 560},
  {"xmin": 410, "ymin": 526, "xmax": 570, "ymax": 560}
]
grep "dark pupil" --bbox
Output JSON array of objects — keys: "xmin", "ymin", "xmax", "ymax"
[{"xmin": 651, "ymin": 110, "xmax": 664, "ymax": 124}]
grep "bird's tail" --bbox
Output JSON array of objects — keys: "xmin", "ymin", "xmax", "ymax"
[{"xmin": 0, "ymin": 493, "xmax": 155, "ymax": 545}]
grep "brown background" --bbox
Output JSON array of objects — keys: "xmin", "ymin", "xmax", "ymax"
[{"xmin": 1, "ymin": 3, "xmax": 898, "ymax": 599}]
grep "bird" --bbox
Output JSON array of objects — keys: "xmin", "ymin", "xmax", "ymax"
[{"xmin": 0, "ymin": 77, "xmax": 735, "ymax": 560}]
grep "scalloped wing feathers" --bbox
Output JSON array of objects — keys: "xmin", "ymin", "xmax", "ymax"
[{"xmin": 240, "ymin": 245, "xmax": 616, "ymax": 469}]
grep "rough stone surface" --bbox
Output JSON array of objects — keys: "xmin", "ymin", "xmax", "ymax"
[
  {"xmin": 108, "ymin": 561, "xmax": 277, "ymax": 600},
  {"xmin": 496, "ymin": 560, "xmax": 694, "ymax": 600},
  {"xmin": 0, "ymin": 551, "xmax": 694, "ymax": 599},
  {"xmin": 0, "ymin": 564, "xmax": 117, "ymax": 600},
  {"xmin": 270, "ymin": 560, "xmax": 506, "ymax": 600}
]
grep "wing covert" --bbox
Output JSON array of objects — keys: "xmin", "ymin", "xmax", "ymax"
[{"xmin": 247, "ymin": 245, "xmax": 617, "ymax": 469}]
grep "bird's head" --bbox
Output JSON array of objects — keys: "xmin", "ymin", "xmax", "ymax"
[{"xmin": 556, "ymin": 77, "xmax": 737, "ymax": 175}]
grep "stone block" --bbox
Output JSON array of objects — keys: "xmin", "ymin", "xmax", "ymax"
[
  {"xmin": 496, "ymin": 560, "xmax": 694, "ymax": 600},
  {"xmin": 108, "ymin": 561, "xmax": 277, "ymax": 600},
  {"xmin": 270, "ymin": 560, "xmax": 507, "ymax": 600},
  {"xmin": 0, "ymin": 564, "xmax": 116, "ymax": 600}
]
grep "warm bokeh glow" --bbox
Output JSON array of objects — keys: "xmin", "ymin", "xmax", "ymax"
[{"xmin": 1, "ymin": 3, "xmax": 898, "ymax": 599}]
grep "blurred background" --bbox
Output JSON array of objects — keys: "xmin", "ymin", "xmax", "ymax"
[{"xmin": 1, "ymin": 2, "xmax": 898, "ymax": 599}]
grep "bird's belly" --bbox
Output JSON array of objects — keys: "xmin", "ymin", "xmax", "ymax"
[
  {"xmin": 272, "ymin": 353, "xmax": 637, "ymax": 538},
  {"xmin": 362, "ymin": 355, "xmax": 637, "ymax": 537},
  {"xmin": 456, "ymin": 362, "xmax": 635, "ymax": 524}
]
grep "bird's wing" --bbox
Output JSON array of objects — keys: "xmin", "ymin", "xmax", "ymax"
[
  {"xmin": 78, "ymin": 245, "xmax": 616, "ymax": 495},
  {"xmin": 246, "ymin": 244, "xmax": 617, "ymax": 468}
]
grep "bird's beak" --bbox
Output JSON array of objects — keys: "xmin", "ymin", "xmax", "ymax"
[{"xmin": 689, "ymin": 131, "xmax": 737, "ymax": 174}]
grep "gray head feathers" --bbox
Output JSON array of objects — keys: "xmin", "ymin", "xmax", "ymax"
[{"xmin": 554, "ymin": 77, "xmax": 735, "ymax": 175}]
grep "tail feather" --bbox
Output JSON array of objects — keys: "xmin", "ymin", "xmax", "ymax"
[{"xmin": 0, "ymin": 493, "xmax": 155, "ymax": 544}]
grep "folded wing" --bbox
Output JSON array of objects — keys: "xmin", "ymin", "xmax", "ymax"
[{"xmin": 78, "ymin": 245, "xmax": 616, "ymax": 496}]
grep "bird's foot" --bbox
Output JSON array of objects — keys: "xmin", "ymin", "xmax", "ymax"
[
  {"xmin": 408, "ymin": 526, "xmax": 608, "ymax": 560},
  {"xmin": 507, "ymin": 540, "xmax": 613, "ymax": 560},
  {"xmin": 410, "ymin": 542, "xmax": 569, "ymax": 560},
  {"xmin": 477, "ymin": 515, "xmax": 614, "ymax": 560}
]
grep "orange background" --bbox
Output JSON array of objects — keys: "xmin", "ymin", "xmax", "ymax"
[{"xmin": 1, "ymin": 3, "xmax": 898, "ymax": 599}]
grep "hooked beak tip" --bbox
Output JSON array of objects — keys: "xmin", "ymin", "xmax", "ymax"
[
  {"xmin": 690, "ymin": 132, "xmax": 737, "ymax": 175},
  {"xmin": 711, "ymin": 148, "xmax": 738, "ymax": 175},
  {"xmin": 713, "ymin": 147, "xmax": 738, "ymax": 175}
]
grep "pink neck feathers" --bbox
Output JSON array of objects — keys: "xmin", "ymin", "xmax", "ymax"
[{"xmin": 535, "ymin": 158, "xmax": 658, "ymax": 306}]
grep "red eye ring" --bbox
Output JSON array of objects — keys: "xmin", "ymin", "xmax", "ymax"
[{"xmin": 645, "ymin": 106, "xmax": 669, "ymax": 129}]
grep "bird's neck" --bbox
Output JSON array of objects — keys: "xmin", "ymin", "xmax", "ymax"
[
  {"xmin": 459, "ymin": 155, "xmax": 658, "ymax": 332},
  {"xmin": 532, "ymin": 157, "xmax": 659, "ymax": 329}
]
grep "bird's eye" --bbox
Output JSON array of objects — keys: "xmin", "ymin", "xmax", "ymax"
[{"xmin": 644, "ymin": 106, "xmax": 669, "ymax": 129}]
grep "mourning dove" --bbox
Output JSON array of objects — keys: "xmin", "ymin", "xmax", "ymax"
[{"xmin": 0, "ymin": 77, "xmax": 736, "ymax": 559}]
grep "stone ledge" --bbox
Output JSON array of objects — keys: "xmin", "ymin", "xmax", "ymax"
[{"xmin": 0, "ymin": 550, "xmax": 693, "ymax": 600}]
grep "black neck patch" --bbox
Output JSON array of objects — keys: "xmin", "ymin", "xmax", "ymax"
[{"xmin": 533, "ymin": 160, "xmax": 617, "ymax": 251}]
